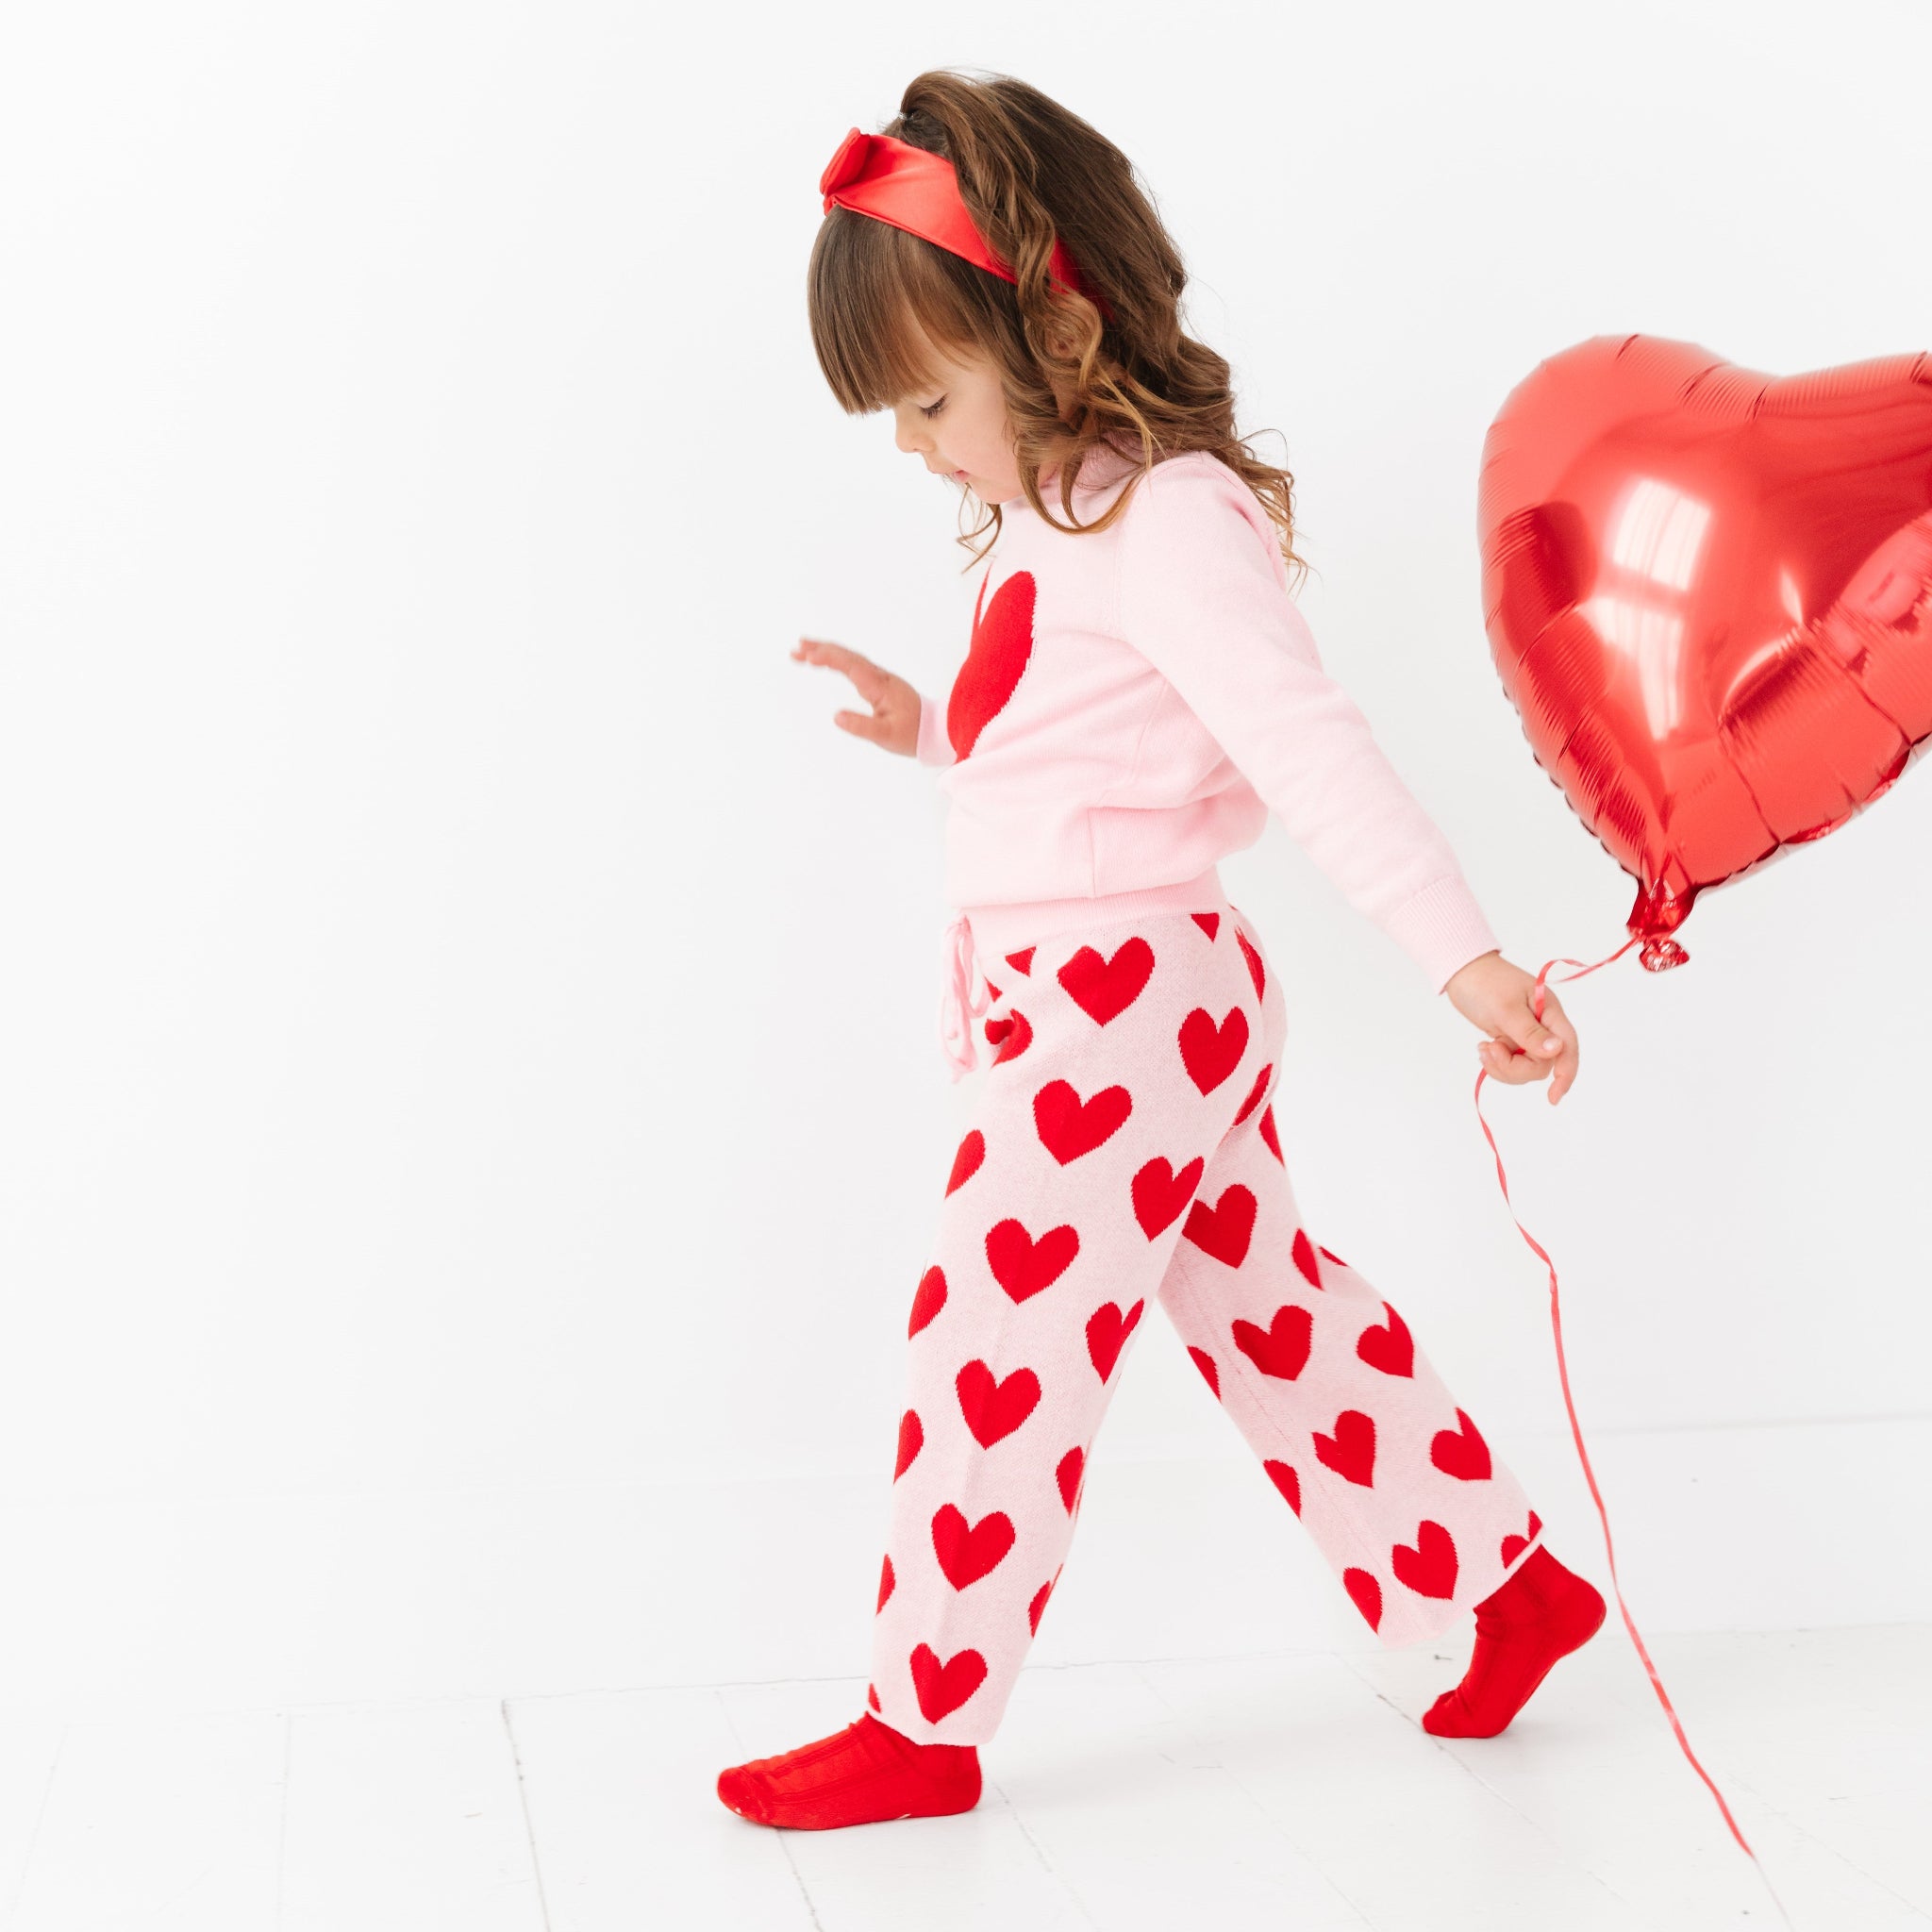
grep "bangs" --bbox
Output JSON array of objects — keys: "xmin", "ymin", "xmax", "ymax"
[{"xmin": 808, "ymin": 209, "xmax": 989, "ymax": 415}]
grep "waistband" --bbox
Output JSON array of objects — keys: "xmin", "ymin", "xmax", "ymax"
[{"xmin": 937, "ymin": 866, "xmax": 1227, "ymax": 1081}]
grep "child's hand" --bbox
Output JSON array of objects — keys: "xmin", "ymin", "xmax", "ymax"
[
  {"xmin": 1442, "ymin": 950, "xmax": 1579, "ymax": 1105},
  {"xmin": 791, "ymin": 637, "xmax": 922, "ymax": 757}
]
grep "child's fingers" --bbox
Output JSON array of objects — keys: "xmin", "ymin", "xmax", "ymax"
[
  {"xmin": 833, "ymin": 708, "xmax": 889, "ymax": 743},
  {"xmin": 794, "ymin": 636, "xmax": 885, "ymax": 701}
]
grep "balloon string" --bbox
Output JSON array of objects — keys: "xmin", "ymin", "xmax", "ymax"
[{"xmin": 1474, "ymin": 936, "xmax": 1797, "ymax": 1932}]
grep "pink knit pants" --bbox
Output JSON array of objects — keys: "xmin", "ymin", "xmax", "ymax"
[{"xmin": 868, "ymin": 898, "xmax": 1544, "ymax": 1746}]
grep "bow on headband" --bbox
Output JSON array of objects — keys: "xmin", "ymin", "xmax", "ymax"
[{"xmin": 818, "ymin": 125, "xmax": 1106, "ymax": 312}]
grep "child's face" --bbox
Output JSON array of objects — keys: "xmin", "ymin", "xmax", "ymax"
[{"xmin": 891, "ymin": 336, "xmax": 1023, "ymax": 504}]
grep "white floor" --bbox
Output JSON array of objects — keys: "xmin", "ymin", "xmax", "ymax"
[{"xmin": 0, "ymin": 1625, "xmax": 1923, "ymax": 1931}]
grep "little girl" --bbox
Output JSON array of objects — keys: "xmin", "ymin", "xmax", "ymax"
[{"xmin": 718, "ymin": 70, "xmax": 1606, "ymax": 1831}]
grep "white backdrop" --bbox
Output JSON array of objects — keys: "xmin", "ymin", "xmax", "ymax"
[{"xmin": 1, "ymin": 0, "xmax": 1926, "ymax": 1719}]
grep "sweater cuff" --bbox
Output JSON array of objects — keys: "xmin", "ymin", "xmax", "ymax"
[
  {"xmin": 914, "ymin": 689, "xmax": 956, "ymax": 767},
  {"xmin": 1380, "ymin": 873, "xmax": 1503, "ymax": 994}
]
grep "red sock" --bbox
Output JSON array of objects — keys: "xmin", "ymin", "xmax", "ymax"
[
  {"xmin": 716, "ymin": 1711, "xmax": 981, "ymax": 1829},
  {"xmin": 1422, "ymin": 1544, "xmax": 1607, "ymax": 1739}
]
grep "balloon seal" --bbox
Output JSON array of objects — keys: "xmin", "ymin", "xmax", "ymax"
[{"xmin": 1638, "ymin": 934, "xmax": 1690, "ymax": 972}]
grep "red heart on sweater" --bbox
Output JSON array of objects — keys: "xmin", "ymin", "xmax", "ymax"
[
  {"xmin": 1232, "ymin": 1304, "xmax": 1312, "ymax": 1380},
  {"xmin": 911, "ymin": 1642, "xmax": 988, "ymax": 1722},
  {"xmin": 986, "ymin": 1217, "xmax": 1079, "ymax": 1302},
  {"xmin": 1179, "ymin": 1006, "xmax": 1249, "ymax": 1094},
  {"xmin": 1133, "ymin": 1155, "xmax": 1204, "ymax": 1238},
  {"xmin": 894, "ymin": 1409, "xmax": 923, "ymax": 1478},
  {"xmin": 1004, "ymin": 947, "xmax": 1035, "ymax": 975},
  {"xmin": 1235, "ymin": 926, "xmax": 1265, "ymax": 1001},
  {"xmin": 1430, "ymin": 1409, "xmax": 1491, "ymax": 1481},
  {"xmin": 908, "ymin": 1267, "xmax": 947, "ymax": 1338},
  {"xmin": 1258, "ymin": 1105, "xmax": 1283, "ymax": 1163},
  {"xmin": 1034, "ymin": 1078, "xmax": 1133, "ymax": 1164},
  {"xmin": 1056, "ymin": 1445, "xmax": 1084, "ymax": 1512},
  {"xmin": 930, "ymin": 1505, "xmax": 1016, "ymax": 1589},
  {"xmin": 1192, "ymin": 912, "xmax": 1220, "ymax": 940},
  {"xmin": 877, "ymin": 1554, "xmax": 894, "ymax": 1610},
  {"xmin": 1357, "ymin": 1303, "xmax": 1415, "ymax": 1377},
  {"xmin": 867, "ymin": 1683, "xmax": 881, "ymax": 1711},
  {"xmin": 1343, "ymin": 1567, "xmax": 1384, "ymax": 1630},
  {"xmin": 1188, "ymin": 1346, "xmax": 1221, "ymax": 1399},
  {"xmin": 1318, "ymin": 1244, "xmax": 1348, "ymax": 1269},
  {"xmin": 1314, "ymin": 1408, "xmax": 1377, "ymax": 1488},
  {"xmin": 947, "ymin": 570, "xmax": 1036, "ymax": 758},
  {"xmin": 1184, "ymin": 1184, "xmax": 1257, "ymax": 1268},
  {"xmin": 1291, "ymin": 1228, "xmax": 1324, "ymax": 1290},
  {"xmin": 955, "ymin": 1361, "xmax": 1041, "ymax": 1447},
  {"xmin": 1086, "ymin": 1298, "xmax": 1144, "ymax": 1381},
  {"xmin": 945, "ymin": 1132, "xmax": 984, "ymax": 1195},
  {"xmin": 1232, "ymin": 1062, "xmax": 1272, "ymax": 1125},
  {"xmin": 1392, "ymin": 1520, "xmax": 1459, "ymax": 1599},
  {"xmin": 1263, "ymin": 1459, "xmax": 1301, "ymax": 1513},
  {"xmin": 1059, "ymin": 937, "xmax": 1155, "ymax": 1025}
]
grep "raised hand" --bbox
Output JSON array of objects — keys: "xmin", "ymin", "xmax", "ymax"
[{"xmin": 791, "ymin": 637, "xmax": 923, "ymax": 758}]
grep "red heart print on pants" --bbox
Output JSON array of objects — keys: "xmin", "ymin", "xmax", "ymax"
[
  {"xmin": 1430, "ymin": 1409, "xmax": 1492, "ymax": 1480},
  {"xmin": 1313, "ymin": 1408, "xmax": 1377, "ymax": 1487},
  {"xmin": 955, "ymin": 1361, "xmax": 1041, "ymax": 1447},
  {"xmin": 911, "ymin": 1642, "xmax": 988, "ymax": 1722},
  {"xmin": 991, "ymin": 1008, "xmax": 1033, "ymax": 1063},
  {"xmin": 986, "ymin": 1218, "xmax": 1080, "ymax": 1302},
  {"xmin": 1028, "ymin": 1571, "xmax": 1059, "ymax": 1634},
  {"xmin": 1392, "ymin": 1520, "xmax": 1459, "ymax": 1598},
  {"xmin": 877, "ymin": 1554, "xmax": 894, "ymax": 1610},
  {"xmin": 1343, "ymin": 1567, "xmax": 1383, "ymax": 1630},
  {"xmin": 1133, "ymin": 1155, "xmax": 1205, "ymax": 1238},
  {"xmin": 1059, "ymin": 938, "xmax": 1155, "ymax": 1025},
  {"xmin": 1231, "ymin": 1304, "xmax": 1312, "ymax": 1379},
  {"xmin": 908, "ymin": 1267, "xmax": 947, "ymax": 1337},
  {"xmin": 1232, "ymin": 1063, "xmax": 1272, "ymax": 1124},
  {"xmin": 1500, "ymin": 1508, "xmax": 1543, "ymax": 1567},
  {"xmin": 1264, "ymin": 1459, "xmax": 1301, "ymax": 1512},
  {"xmin": 930, "ymin": 1505, "xmax": 1017, "ymax": 1589},
  {"xmin": 947, "ymin": 570, "xmax": 1036, "ymax": 758},
  {"xmin": 1183, "ymin": 1184, "xmax": 1257, "ymax": 1267},
  {"xmin": 1235, "ymin": 924, "xmax": 1266, "ymax": 1000},
  {"xmin": 945, "ymin": 1132, "xmax": 985, "ymax": 1195},
  {"xmin": 1086, "ymin": 1299, "xmax": 1144, "ymax": 1381},
  {"xmin": 1291, "ymin": 1228, "xmax": 1324, "ymax": 1289},
  {"xmin": 1056, "ymin": 1445, "xmax": 1084, "ymax": 1512},
  {"xmin": 1179, "ymin": 1006, "xmax": 1249, "ymax": 1093},
  {"xmin": 1357, "ymin": 1302, "xmax": 1415, "ymax": 1377},
  {"xmin": 1187, "ymin": 1346, "xmax": 1221, "ymax": 1399},
  {"xmin": 894, "ymin": 1409, "xmax": 923, "ymax": 1477},
  {"xmin": 1034, "ymin": 1079, "xmax": 1133, "ymax": 1163}
]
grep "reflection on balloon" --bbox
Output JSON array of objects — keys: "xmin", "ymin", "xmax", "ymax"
[{"xmin": 1478, "ymin": 335, "xmax": 1932, "ymax": 968}]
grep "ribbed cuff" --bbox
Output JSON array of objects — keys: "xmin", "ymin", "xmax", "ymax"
[
  {"xmin": 1379, "ymin": 873, "xmax": 1502, "ymax": 994},
  {"xmin": 914, "ymin": 690, "xmax": 955, "ymax": 767}
]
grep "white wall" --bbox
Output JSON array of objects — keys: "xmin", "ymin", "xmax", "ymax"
[{"xmin": 1, "ymin": 0, "xmax": 1926, "ymax": 1717}]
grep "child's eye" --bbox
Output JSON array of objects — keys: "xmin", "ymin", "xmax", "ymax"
[{"xmin": 921, "ymin": 397, "xmax": 947, "ymax": 420}]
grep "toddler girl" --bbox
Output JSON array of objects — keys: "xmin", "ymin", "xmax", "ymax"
[{"xmin": 718, "ymin": 70, "xmax": 1606, "ymax": 1831}]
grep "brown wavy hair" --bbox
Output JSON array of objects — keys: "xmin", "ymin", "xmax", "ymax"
[{"xmin": 808, "ymin": 68, "xmax": 1310, "ymax": 588}]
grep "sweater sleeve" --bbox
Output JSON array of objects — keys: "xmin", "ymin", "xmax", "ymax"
[
  {"xmin": 1113, "ymin": 458, "xmax": 1501, "ymax": 994},
  {"xmin": 914, "ymin": 687, "xmax": 957, "ymax": 768}
]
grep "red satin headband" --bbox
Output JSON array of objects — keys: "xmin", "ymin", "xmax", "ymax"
[{"xmin": 818, "ymin": 125, "xmax": 1106, "ymax": 313}]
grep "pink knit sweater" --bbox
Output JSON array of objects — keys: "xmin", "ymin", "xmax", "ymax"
[{"xmin": 916, "ymin": 446, "xmax": 1501, "ymax": 1077}]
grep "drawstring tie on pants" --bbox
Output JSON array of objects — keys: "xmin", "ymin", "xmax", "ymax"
[{"xmin": 939, "ymin": 911, "xmax": 991, "ymax": 1082}]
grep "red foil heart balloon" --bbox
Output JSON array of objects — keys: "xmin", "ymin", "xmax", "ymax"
[{"xmin": 1478, "ymin": 335, "xmax": 1932, "ymax": 967}]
